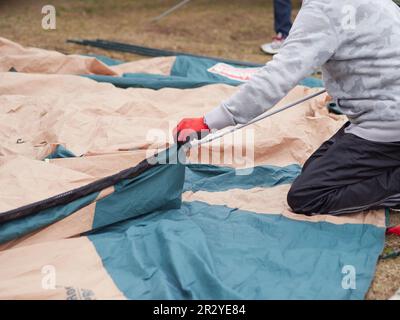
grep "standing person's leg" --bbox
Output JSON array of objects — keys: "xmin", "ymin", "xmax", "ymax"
[
  {"xmin": 261, "ymin": 0, "xmax": 292, "ymax": 55},
  {"xmin": 287, "ymin": 125, "xmax": 400, "ymax": 215},
  {"xmin": 274, "ymin": 0, "xmax": 292, "ymax": 38}
]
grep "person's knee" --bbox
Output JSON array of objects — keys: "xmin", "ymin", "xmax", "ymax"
[
  {"xmin": 287, "ymin": 183, "xmax": 307, "ymax": 214},
  {"xmin": 287, "ymin": 180, "xmax": 318, "ymax": 215}
]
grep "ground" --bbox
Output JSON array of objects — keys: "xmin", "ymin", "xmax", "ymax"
[
  {"xmin": 1, "ymin": 0, "xmax": 399, "ymax": 300},
  {"xmin": 1, "ymin": 0, "xmax": 292, "ymax": 63}
]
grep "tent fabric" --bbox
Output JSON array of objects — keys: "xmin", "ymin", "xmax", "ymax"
[
  {"xmin": 0, "ymin": 161, "xmax": 385, "ymax": 299},
  {"xmin": 84, "ymin": 55, "xmax": 324, "ymax": 90},
  {"xmin": 68, "ymin": 38, "xmax": 269, "ymax": 67},
  {"xmin": 45, "ymin": 145, "xmax": 76, "ymax": 159},
  {"xmin": 0, "ymin": 37, "xmax": 322, "ymax": 89},
  {"xmin": 0, "ymin": 37, "xmax": 117, "ymax": 76},
  {"xmin": 0, "ymin": 162, "xmax": 385, "ymax": 299},
  {"xmin": 0, "ymin": 38, "xmax": 386, "ymax": 299},
  {"xmin": 0, "ymin": 148, "xmax": 185, "ymax": 245},
  {"xmin": 0, "ymin": 37, "xmax": 175, "ymax": 77},
  {"xmin": 89, "ymin": 203, "xmax": 383, "ymax": 300},
  {"xmin": 0, "ymin": 237, "xmax": 125, "ymax": 300}
]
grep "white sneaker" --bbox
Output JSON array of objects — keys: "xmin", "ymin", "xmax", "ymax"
[
  {"xmin": 390, "ymin": 288, "xmax": 400, "ymax": 300},
  {"xmin": 260, "ymin": 33, "xmax": 286, "ymax": 55}
]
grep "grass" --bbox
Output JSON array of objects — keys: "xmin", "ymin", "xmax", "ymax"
[
  {"xmin": 1, "ymin": 0, "xmax": 399, "ymax": 300},
  {"xmin": 0, "ymin": 0, "xmax": 302, "ymax": 62}
]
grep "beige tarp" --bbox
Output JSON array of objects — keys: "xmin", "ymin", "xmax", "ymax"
[{"xmin": 0, "ymin": 37, "xmax": 174, "ymax": 76}]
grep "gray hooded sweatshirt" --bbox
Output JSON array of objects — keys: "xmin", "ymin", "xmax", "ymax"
[{"xmin": 204, "ymin": 0, "xmax": 400, "ymax": 142}]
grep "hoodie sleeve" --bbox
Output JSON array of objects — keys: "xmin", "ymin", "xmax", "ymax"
[{"xmin": 204, "ymin": 2, "xmax": 339, "ymax": 130}]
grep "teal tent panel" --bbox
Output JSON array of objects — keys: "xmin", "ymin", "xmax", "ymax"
[
  {"xmin": 299, "ymin": 76, "xmax": 324, "ymax": 88},
  {"xmin": 171, "ymin": 55, "xmax": 324, "ymax": 88},
  {"xmin": 44, "ymin": 145, "xmax": 76, "ymax": 160},
  {"xmin": 0, "ymin": 148, "xmax": 185, "ymax": 244},
  {"xmin": 89, "ymin": 162, "xmax": 384, "ymax": 299},
  {"xmin": 83, "ymin": 55, "xmax": 324, "ymax": 89},
  {"xmin": 170, "ymin": 55, "xmax": 245, "ymax": 86},
  {"xmin": 0, "ymin": 192, "xmax": 99, "ymax": 244},
  {"xmin": 89, "ymin": 200, "xmax": 384, "ymax": 299},
  {"xmin": 83, "ymin": 73, "xmax": 217, "ymax": 90},
  {"xmin": 92, "ymin": 161, "xmax": 185, "ymax": 229},
  {"xmin": 184, "ymin": 163, "xmax": 301, "ymax": 192}
]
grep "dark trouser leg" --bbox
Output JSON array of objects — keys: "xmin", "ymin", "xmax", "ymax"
[
  {"xmin": 287, "ymin": 123, "xmax": 400, "ymax": 215},
  {"xmin": 274, "ymin": 0, "xmax": 292, "ymax": 37},
  {"xmin": 301, "ymin": 122, "xmax": 349, "ymax": 171}
]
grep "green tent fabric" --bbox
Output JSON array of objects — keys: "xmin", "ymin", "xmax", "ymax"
[
  {"xmin": 69, "ymin": 38, "xmax": 263, "ymax": 67},
  {"xmin": 91, "ymin": 157, "xmax": 184, "ymax": 229},
  {"xmin": 44, "ymin": 145, "xmax": 76, "ymax": 160},
  {"xmin": 0, "ymin": 192, "xmax": 99, "ymax": 244},
  {"xmin": 1, "ymin": 146, "xmax": 386, "ymax": 299},
  {"xmin": 183, "ymin": 163, "xmax": 301, "ymax": 192},
  {"xmin": 88, "ymin": 163, "xmax": 385, "ymax": 300},
  {"xmin": 326, "ymin": 101, "xmax": 344, "ymax": 115},
  {"xmin": 0, "ymin": 148, "xmax": 185, "ymax": 244},
  {"xmin": 83, "ymin": 55, "xmax": 324, "ymax": 89}
]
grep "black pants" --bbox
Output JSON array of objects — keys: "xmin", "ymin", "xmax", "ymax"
[{"xmin": 287, "ymin": 123, "xmax": 400, "ymax": 215}]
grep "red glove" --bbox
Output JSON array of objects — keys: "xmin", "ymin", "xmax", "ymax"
[
  {"xmin": 173, "ymin": 117, "xmax": 210, "ymax": 143},
  {"xmin": 387, "ymin": 225, "xmax": 400, "ymax": 236}
]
